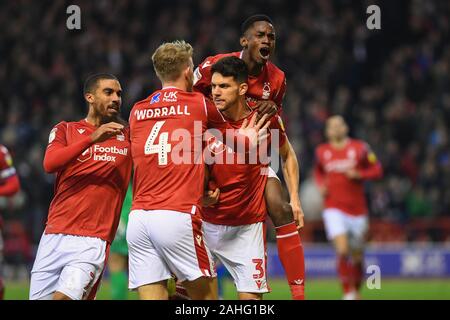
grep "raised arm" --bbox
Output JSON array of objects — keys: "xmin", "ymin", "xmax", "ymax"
[{"xmin": 43, "ymin": 122, "xmax": 124, "ymax": 173}]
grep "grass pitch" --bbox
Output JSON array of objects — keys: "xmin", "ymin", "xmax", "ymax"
[{"xmin": 6, "ymin": 278, "xmax": 450, "ymax": 300}]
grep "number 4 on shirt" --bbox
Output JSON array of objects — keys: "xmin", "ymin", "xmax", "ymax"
[{"xmin": 144, "ymin": 120, "xmax": 172, "ymax": 165}]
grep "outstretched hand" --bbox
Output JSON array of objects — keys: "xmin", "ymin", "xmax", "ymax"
[{"xmin": 239, "ymin": 113, "xmax": 271, "ymax": 148}]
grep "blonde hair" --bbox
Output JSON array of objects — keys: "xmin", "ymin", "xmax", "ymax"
[{"xmin": 151, "ymin": 40, "xmax": 193, "ymax": 82}]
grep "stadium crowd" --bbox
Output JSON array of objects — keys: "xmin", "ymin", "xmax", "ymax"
[{"xmin": 0, "ymin": 0, "xmax": 449, "ymax": 270}]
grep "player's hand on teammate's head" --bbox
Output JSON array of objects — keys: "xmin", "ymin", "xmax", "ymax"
[
  {"xmin": 202, "ymin": 188, "xmax": 220, "ymax": 207},
  {"xmin": 256, "ymin": 100, "xmax": 278, "ymax": 121},
  {"xmin": 90, "ymin": 122, "xmax": 124, "ymax": 143}
]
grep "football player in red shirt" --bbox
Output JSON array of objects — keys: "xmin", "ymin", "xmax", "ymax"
[
  {"xmin": 29, "ymin": 74, "xmax": 133, "ymax": 300},
  {"xmin": 314, "ymin": 115, "xmax": 383, "ymax": 299},
  {"xmin": 127, "ymin": 41, "xmax": 268, "ymax": 300},
  {"xmin": 200, "ymin": 56, "xmax": 299, "ymax": 300},
  {"xmin": 0, "ymin": 144, "xmax": 21, "ymax": 299},
  {"xmin": 194, "ymin": 15, "xmax": 306, "ymax": 300}
]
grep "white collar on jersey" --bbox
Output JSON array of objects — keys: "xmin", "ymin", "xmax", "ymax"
[{"xmin": 162, "ymin": 86, "xmax": 183, "ymax": 90}]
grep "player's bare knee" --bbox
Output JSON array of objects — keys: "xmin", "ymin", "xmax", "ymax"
[
  {"xmin": 183, "ymin": 277, "xmax": 217, "ymax": 300},
  {"xmin": 53, "ymin": 291, "xmax": 73, "ymax": 300},
  {"xmin": 269, "ymin": 202, "xmax": 294, "ymax": 227}
]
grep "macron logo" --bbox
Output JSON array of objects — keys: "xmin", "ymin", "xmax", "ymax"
[
  {"xmin": 195, "ymin": 235, "xmax": 202, "ymax": 246},
  {"xmin": 293, "ymin": 279, "xmax": 304, "ymax": 285},
  {"xmin": 77, "ymin": 129, "xmax": 85, "ymax": 134}
]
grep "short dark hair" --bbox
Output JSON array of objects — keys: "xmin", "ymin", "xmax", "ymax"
[
  {"xmin": 83, "ymin": 73, "xmax": 118, "ymax": 95},
  {"xmin": 241, "ymin": 14, "xmax": 273, "ymax": 35},
  {"xmin": 211, "ymin": 56, "xmax": 248, "ymax": 84}
]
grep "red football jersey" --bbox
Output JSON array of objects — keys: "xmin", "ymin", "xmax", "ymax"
[
  {"xmin": 314, "ymin": 139, "xmax": 383, "ymax": 216},
  {"xmin": 129, "ymin": 87, "xmax": 226, "ymax": 215},
  {"xmin": 202, "ymin": 111, "xmax": 287, "ymax": 225},
  {"xmin": 0, "ymin": 144, "xmax": 18, "ymax": 193},
  {"xmin": 0, "ymin": 144, "xmax": 20, "ymax": 229},
  {"xmin": 44, "ymin": 120, "xmax": 133, "ymax": 243},
  {"xmin": 193, "ymin": 51, "xmax": 286, "ymax": 109}
]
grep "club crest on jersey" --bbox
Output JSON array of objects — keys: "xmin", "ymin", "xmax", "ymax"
[
  {"xmin": 262, "ymin": 82, "xmax": 271, "ymax": 100},
  {"xmin": 207, "ymin": 136, "xmax": 233, "ymax": 155},
  {"xmin": 163, "ymin": 91, "xmax": 178, "ymax": 103},
  {"xmin": 77, "ymin": 147, "xmax": 92, "ymax": 162},
  {"xmin": 150, "ymin": 93, "xmax": 161, "ymax": 105},
  {"xmin": 116, "ymin": 134, "xmax": 125, "ymax": 141}
]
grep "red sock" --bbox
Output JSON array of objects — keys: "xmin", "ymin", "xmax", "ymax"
[
  {"xmin": 337, "ymin": 255, "xmax": 355, "ymax": 294},
  {"xmin": 353, "ymin": 261, "xmax": 364, "ymax": 290},
  {"xmin": 275, "ymin": 222, "xmax": 305, "ymax": 300}
]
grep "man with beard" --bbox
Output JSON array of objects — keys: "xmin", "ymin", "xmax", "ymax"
[{"xmin": 29, "ymin": 74, "xmax": 133, "ymax": 300}]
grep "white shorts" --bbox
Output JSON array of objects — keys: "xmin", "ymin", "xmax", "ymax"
[
  {"xmin": 268, "ymin": 166, "xmax": 280, "ymax": 180},
  {"xmin": 127, "ymin": 209, "xmax": 216, "ymax": 290},
  {"xmin": 203, "ymin": 221, "xmax": 269, "ymax": 294},
  {"xmin": 29, "ymin": 233, "xmax": 107, "ymax": 300},
  {"xmin": 322, "ymin": 208, "xmax": 368, "ymax": 249}
]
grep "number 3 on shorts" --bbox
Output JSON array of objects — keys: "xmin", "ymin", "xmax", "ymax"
[
  {"xmin": 144, "ymin": 120, "xmax": 172, "ymax": 165},
  {"xmin": 252, "ymin": 258, "xmax": 265, "ymax": 279}
]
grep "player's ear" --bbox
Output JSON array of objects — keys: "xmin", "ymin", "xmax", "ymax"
[
  {"xmin": 184, "ymin": 65, "xmax": 192, "ymax": 79},
  {"xmin": 240, "ymin": 36, "xmax": 248, "ymax": 48},
  {"xmin": 239, "ymin": 83, "xmax": 248, "ymax": 96},
  {"xmin": 84, "ymin": 93, "xmax": 94, "ymax": 104}
]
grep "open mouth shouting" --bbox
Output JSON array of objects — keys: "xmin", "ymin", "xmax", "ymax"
[{"xmin": 259, "ymin": 47, "xmax": 271, "ymax": 60}]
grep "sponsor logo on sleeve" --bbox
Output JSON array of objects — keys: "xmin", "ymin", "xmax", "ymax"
[
  {"xmin": 193, "ymin": 67, "xmax": 202, "ymax": 85},
  {"xmin": 150, "ymin": 92, "xmax": 161, "ymax": 105},
  {"xmin": 368, "ymin": 152, "xmax": 377, "ymax": 164},
  {"xmin": 48, "ymin": 128, "xmax": 57, "ymax": 143}
]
